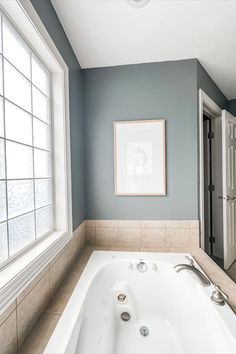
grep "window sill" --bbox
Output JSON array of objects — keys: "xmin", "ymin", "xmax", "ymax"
[{"xmin": 0, "ymin": 230, "xmax": 72, "ymax": 314}]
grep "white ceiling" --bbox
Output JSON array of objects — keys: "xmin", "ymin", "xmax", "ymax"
[{"xmin": 52, "ymin": 0, "xmax": 236, "ymax": 99}]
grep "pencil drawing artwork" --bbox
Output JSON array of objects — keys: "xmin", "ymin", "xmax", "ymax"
[{"xmin": 114, "ymin": 120, "xmax": 166, "ymax": 195}]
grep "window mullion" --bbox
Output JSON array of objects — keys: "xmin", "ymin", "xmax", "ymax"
[
  {"xmin": 1, "ymin": 14, "xmax": 10, "ymax": 260},
  {"xmin": 30, "ymin": 50, "xmax": 36, "ymax": 241}
]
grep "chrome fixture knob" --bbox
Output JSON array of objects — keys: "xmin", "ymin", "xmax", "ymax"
[
  {"xmin": 211, "ymin": 284, "xmax": 229, "ymax": 306},
  {"xmin": 185, "ymin": 256, "xmax": 195, "ymax": 267}
]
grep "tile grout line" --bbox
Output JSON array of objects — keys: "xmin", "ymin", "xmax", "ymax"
[
  {"xmin": 16, "ymin": 300, "xmax": 19, "ymax": 352},
  {"xmin": 16, "ymin": 267, "xmax": 50, "ymax": 307},
  {"xmin": 0, "ymin": 301, "xmax": 16, "ymax": 328}
]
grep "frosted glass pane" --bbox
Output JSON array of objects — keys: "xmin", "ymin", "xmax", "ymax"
[
  {"xmin": 0, "ymin": 181, "xmax": 6, "ymax": 222},
  {"xmin": 34, "ymin": 149, "xmax": 50, "ymax": 178},
  {"xmin": 3, "ymin": 18, "xmax": 31, "ymax": 78},
  {"xmin": 4, "ymin": 60, "xmax": 31, "ymax": 112},
  {"xmin": 0, "ymin": 56, "xmax": 3, "ymax": 96},
  {"xmin": 9, "ymin": 212, "xmax": 35, "ymax": 256},
  {"xmin": 5, "ymin": 101, "xmax": 32, "ymax": 145},
  {"xmin": 0, "ymin": 138, "xmax": 5, "ymax": 179},
  {"xmin": 6, "ymin": 141, "xmax": 33, "ymax": 179},
  {"xmin": 0, "ymin": 16, "xmax": 2, "ymax": 53},
  {"xmin": 0, "ymin": 97, "xmax": 4, "ymax": 137},
  {"xmin": 32, "ymin": 87, "xmax": 50, "ymax": 123},
  {"xmin": 0, "ymin": 223, "xmax": 8, "ymax": 263},
  {"xmin": 36, "ymin": 206, "xmax": 53, "ymax": 238},
  {"xmin": 8, "ymin": 180, "xmax": 34, "ymax": 219},
  {"xmin": 35, "ymin": 179, "xmax": 52, "ymax": 209},
  {"xmin": 32, "ymin": 55, "xmax": 49, "ymax": 96},
  {"xmin": 33, "ymin": 118, "xmax": 50, "ymax": 150}
]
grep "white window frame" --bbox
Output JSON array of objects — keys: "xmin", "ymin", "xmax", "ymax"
[{"xmin": 0, "ymin": 0, "xmax": 72, "ymax": 314}]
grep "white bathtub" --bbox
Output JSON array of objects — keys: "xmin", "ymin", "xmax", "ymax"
[{"xmin": 44, "ymin": 251, "xmax": 236, "ymax": 354}]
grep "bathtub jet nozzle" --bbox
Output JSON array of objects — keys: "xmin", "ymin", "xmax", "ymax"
[
  {"xmin": 121, "ymin": 312, "xmax": 130, "ymax": 321},
  {"xmin": 140, "ymin": 326, "xmax": 149, "ymax": 337},
  {"xmin": 117, "ymin": 293, "xmax": 126, "ymax": 302},
  {"xmin": 137, "ymin": 259, "xmax": 148, "ymax": 272}
]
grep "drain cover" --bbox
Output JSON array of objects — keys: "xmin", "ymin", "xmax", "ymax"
[{"xmin": 140, "ymin": 326, "xmax": 149, "ymax": 337}]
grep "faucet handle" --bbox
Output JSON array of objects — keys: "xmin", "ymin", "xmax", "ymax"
[
  {"xmin": 211, "ymin": 284, "xmax": 229, "ymax": 305},
  {"xmin": 213, "ymin": 284, "xmax": 229, "ymax": 300},
  {"xmin": 185, "ymin": 256, "xmax": 195, "ymax": 267}
]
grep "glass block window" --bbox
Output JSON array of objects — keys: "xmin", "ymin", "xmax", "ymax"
[{"xmin": 0, "ymin": 14, "xmax": 53, "ymax": 265}]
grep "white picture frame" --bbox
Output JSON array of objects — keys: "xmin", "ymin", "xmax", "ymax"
[{"xmin": 114, "ymin": 120, "xmax": 166, "ymax": 196}]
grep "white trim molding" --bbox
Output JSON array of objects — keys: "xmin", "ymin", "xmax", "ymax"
[
  {"xmin": 198, "ymin": 89, "xmax": 222, "ymax": 251},
  {"xmin": 0, "ymin": 0, "xmax": 73, "ymax": 314}
]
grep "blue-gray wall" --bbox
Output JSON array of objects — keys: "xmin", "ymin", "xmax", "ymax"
[
  {"xmin": 30, "ymin": 0, "xmax": 86, "ymax": 229},
  {"xmin": 83, "ymin": 59, "xmax": 229, "ymax": 220},
  {"xmin": 229, "ymin": 99, "xmax": 236, "ymax": 116},
  {"xmin": 83, "ymin": 60, "xmax": 199, "ymax": 220}
]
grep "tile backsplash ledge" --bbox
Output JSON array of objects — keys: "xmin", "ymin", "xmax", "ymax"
[{"xmin": 86, "ymin": 220, "xmax": 200, "ymax": 250}]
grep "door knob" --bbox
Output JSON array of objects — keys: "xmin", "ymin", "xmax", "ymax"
[
  {"xmin": 227, "ymin": 195, "xmax": 236, "ymax": 201},
  {"xmin": 218, "ymin": 195, "xmax": 236, "ymax": 201}
]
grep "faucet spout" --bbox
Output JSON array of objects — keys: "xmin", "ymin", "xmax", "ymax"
[{"xmin": 174, "ymin": 257, "xmax": 211, "ymax": 287}]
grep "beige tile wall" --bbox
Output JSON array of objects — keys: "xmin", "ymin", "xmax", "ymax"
[
  {"xmin": 86, "ymin": 220, "xmax": 200, "ymax": 252},
  {"xmin": 0, "ymin": 221, "xmax": 86, "ymax": 354}
]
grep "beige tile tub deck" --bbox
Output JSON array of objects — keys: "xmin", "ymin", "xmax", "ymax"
[
  {"xmin": 0, "ymin": 310, "xmax": 17, "ymax": 354},
  {"xmin": 19, "ymin": 313, "xmax": 61, "ymax": 354},
  {"xmin": 17, "ymin": 272, "xmax": 51, "ymax": 348}
]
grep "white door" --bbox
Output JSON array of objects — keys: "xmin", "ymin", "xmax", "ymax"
[{"xmin": 222, "ymin": 110, "xmax": 236, "ymax": 270}]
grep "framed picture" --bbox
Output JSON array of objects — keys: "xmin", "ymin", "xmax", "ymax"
[{"xmin": 114, "ymin": 119, "xmax": 166, "ymax": 196}]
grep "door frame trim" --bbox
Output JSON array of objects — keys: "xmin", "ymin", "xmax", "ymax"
[{"xmin": 199, "ymin": 89, "xmax": 222, "ymax": 251}]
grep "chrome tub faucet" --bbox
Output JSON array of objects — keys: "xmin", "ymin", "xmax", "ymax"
[{"xmin": 174, "ymin": 256, "xmax": 211, "ymax": 287}]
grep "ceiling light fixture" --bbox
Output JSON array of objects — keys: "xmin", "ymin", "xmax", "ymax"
[{"xmin": 127, "ymin": 0, "xmax": 151, "ymax": 8}]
